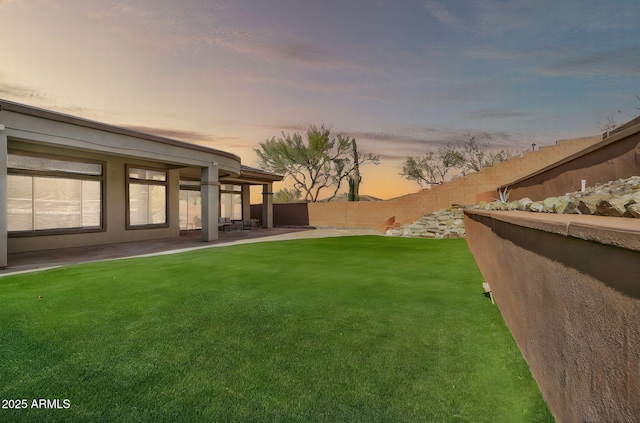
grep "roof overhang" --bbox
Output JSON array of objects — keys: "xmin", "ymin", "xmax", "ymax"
[
  {"xmin": 1, "ymin": 99, "xmax": 242, "ymax": 172},
  {"xmin": 220, "ymin": 166, "xmax": 284, "ymax": 185},
  {"xmin": 1, "ymin": 99, "xmax": 285, "ymax": 183}
]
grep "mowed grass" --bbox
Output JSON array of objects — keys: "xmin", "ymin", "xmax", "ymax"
[{"xmin": 1, "ymin": 236, "xmax": 552, "ymax": 422}]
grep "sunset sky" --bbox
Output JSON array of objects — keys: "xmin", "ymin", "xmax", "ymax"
[{"xmin": 1, "ymin": 0, "xmax": 639, "ymax": 200}]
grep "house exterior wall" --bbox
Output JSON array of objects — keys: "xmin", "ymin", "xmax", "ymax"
[
  {"xmin": 0, "ymin": 100, "xmax": 281, "ymax": 265},
  {"xmin": 0, "ymin": 132, "xmax": 7, "ymax": 267},
  {"xmin": 0, "ymin": 102, "xmax": 244, "ymax": 260},
  {"xmin": 6, "ymin": 141, "xmax": 183, "ymax": 253}
]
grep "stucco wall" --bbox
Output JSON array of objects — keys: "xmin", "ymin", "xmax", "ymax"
[
  {"xmin": 251, "ymin": 202, "xmax": 311, "ymax": 226},
  {"xmin": 464, "ymin": 210, "xmax": 640, "ymax": 422},
  {"xmin": 0, "ymin": 133, "xmax": 7, "ymax": 267},
  {"xmin": 269, "ymin": 135, "xmax": 600, "ymax": 231},
  {"xmin": 505, "ymin": 123, "xmax": 640, "ymax": 201}
]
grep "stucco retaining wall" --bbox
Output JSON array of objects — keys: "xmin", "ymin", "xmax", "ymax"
[
  {"xmin": 504, "ymin": 121, "xmax": 640, "ymax": 201},
  {"xmin": 267, "ymin": 135, "xmax": 600, "ymax": 231},
  {"xmin": 464, "ymin": 210, "xmax": 640, "ymax": 422}
]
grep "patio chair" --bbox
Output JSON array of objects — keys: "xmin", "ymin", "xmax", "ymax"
[{"xmin": 218, "ymin": 217, "xmax": 231, "ymax": 232}]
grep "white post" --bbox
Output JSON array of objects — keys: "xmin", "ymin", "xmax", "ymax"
[{"xmin": 201, "ymin": 164, "xmax": 220, "ymax": 242}]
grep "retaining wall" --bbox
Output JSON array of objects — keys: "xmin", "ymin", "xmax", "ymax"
[
  {"xmin": 504, "ymin": 121, "xmax": 640, "ymax": 201},
  {"xmin": 258, "ymin": 135, "xmax": 600, "ymax": 231},
  {"xmin": 464, "ymin": 210, "xmax": 640, "ymax": 422}
]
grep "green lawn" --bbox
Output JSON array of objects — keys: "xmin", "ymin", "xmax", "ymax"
[{"xmin": 0, "ymin": 236, "xmax": 552, "ymax": 422}]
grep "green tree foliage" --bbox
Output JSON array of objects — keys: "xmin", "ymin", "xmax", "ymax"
[
  {"xmin": 401, "ymin": 137, "xmax": 516, "ymax": 187},
  {"xmin": 457, "ymin": 136, "xmax": 515, "ymax": 176},
  {"xmin": 255, "ymin": 125, "xmax": 380, "ymax": 202},
  {"xmin": 401, "ymin": 146, "xmax": 465, "ymax": 187},
  {"xmin": 273, "ymin": 187, "xmax": 303, "ymax": 204}
]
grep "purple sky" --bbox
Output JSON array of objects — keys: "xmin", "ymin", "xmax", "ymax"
[{"xmin": 2, "ymin": 0, "xmax": 639, "ymax": 199}]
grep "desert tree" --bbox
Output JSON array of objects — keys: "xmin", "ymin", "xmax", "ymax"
[
  {"xmin": 457, "ymin": 136, "xmax": 515, "ymax": 175},
  {"xmin": 255, "ymin": 125, "xmax": 379, "ymax": 202},
  {"xmin": 273, "ymin": 187, "xmax": 302, "ymax": 204},
  {"xmin": 400, "ymin": 145, "xmax": 465, "ymax": 187},
  {"xmin": 401, "ymin": 137, "xmax": 517, "ymax": 187}
]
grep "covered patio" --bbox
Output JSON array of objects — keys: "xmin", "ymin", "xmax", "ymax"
[
  {"xmin": 0, "ymin": 99, "xmax": 283, "ymax": 268},
  {"xmin": 0, "ymin": 227, "xmax": 382, "ymax": 276},
  {"xmin": 0, "ymin": 227, "xmax": 314, "ymax": 275}
]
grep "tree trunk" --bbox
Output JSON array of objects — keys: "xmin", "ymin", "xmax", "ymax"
[{"xmin": 348, "ymin": 140, "xmax": 361, "ymax": 201}]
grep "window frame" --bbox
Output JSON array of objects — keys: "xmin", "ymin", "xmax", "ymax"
[
  {"xmin": 7, "ymin": 150, "xmax": 106, "ymax": 237},
  {"xmin": 179, "ymin": 178, "xmax": 202, "ymax": 231},
  {"xmin": 125, "ymin": 164, "xmax": 169, "ymax": 230},
  {"xmin": 220, "ymin": 184, "xmax": 243, "ymax": 221}
]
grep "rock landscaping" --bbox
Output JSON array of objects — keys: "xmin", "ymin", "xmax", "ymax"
[
  {"xmin": 386, "ymin": 176, "xmax": 640, "ymax": 238},
  {"xmin": 386, "ymin": 206, "xmax": 467, "ymax": 239}
]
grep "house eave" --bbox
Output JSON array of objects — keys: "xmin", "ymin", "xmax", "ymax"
[{"xmin": 0, "ymin": 99, "xmax": 240, "ymax": 162}]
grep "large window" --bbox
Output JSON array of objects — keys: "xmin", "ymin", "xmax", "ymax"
[
  {"xmin": 179, "ymin": 180, "xmax": 201, "ymax": 230},
  {"xmin": 7, "ymin": 152, "xmax": 103, "ymax": 233},
  {"xmin": 127, "ymin": 166, "xmax": 167, "ymax": 228},
  {"xmin": 220, "ymin": 184, "xmax": 242, "ymax": 220}
]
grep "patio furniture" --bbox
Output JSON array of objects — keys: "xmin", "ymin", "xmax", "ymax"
[
  {"xmin": 240, "ymin": 219, "xmax": 260, "ymax": 230},
  {"xmin": 218, "ymin": 217, "xmax": 231, "ymax": 232}
]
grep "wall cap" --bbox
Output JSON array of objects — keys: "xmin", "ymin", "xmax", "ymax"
[{"xmin": 464, "ymin": 210, "xmax": 640, "ymax": 252}]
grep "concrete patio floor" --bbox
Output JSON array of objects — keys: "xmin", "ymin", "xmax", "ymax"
[{"xmin": 1, "ymin": 227, "xmax": 382, "ymax": 276}]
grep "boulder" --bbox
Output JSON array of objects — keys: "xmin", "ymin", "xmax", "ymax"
[
  {"xmin": 542, "ymin": 196, "xmax": 572, "ymax": 213},
  {"xmin": 625, "ymin": 203, "xmax": 640, "ymax": 218},
  {"xmin": 529, "ymin": 201, "xmax": 545, "ymax": 213},
  {"xmin": 624, "ymin": 191, "xmax": 640, "ymax": 204},
  {"xmin": 564, "ymin": 202, "xmax": 581, "ymax": 214},
  {"xmin": 578, "ymin": 201, "xmax": 592, "ymax": 215},
  {"xmin": 517, "ymin": 197, "xmax": 533, "ymax": 211},
  {"xmin": 596, "ymin": 201, "xmax": 625, "ymax": 217},
  {"xmin": 579, "ymin": 194, "xmax": 609, "ymax": 212}
]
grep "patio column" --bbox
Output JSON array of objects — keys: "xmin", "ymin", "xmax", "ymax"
[
  {"xmin": 242, "ymin": 184, "xmax": 251, "ymax": 221},
  {"xmin": 262, "ymin": 182, "xmax": 273, "ymax": 229},
  {"xmin": 201, "ymin": 164, "xmax": 220, "ymax": 242},
  {"xmin": 0, "ymin": 131, "xmax": 7, "ymax": 268}
]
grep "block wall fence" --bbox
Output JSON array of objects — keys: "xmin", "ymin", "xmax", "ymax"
[{"xmin": 253, "ymin": 135, "xmax": 601, "ymax": 231}]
